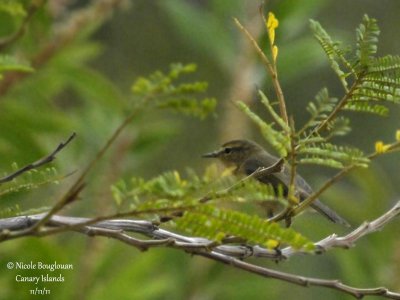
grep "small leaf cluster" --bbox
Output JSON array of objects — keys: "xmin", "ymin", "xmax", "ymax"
[
  {"xmin": 131, "ymin": 63, "xmax": 217, "ymax": 119},
  {"xmin": 0, "ymin": 164, "xmax": 63, "ymax": 217},
  {"xmin": 0, "ymin": 164, "xmax": 61, "ymax": 198},
  {"xmin": 237, "ymin": 92, "xmax": 290, "ymax": 158}
]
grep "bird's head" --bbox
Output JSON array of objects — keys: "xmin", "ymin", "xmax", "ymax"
[{"xmin": 202, "ymin": 139, "xmax": 263, "ymax": 167}]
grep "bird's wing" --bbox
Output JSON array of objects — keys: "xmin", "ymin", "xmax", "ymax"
[
  {"xmin": 242, "ymin": 154, "xmax": 314, "ymax": 199},
  {"xmin": 241, "ymin": 156, "xmax": 288, "ymax": 191},
  {"xmin": 242, "ymin": 155, "xmax": 350, "ymax": 226}
]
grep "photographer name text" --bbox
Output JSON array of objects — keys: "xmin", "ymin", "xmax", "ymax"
[{"xmin": 8, "ymin": 261, "xmax": 73, "ymax": 272}]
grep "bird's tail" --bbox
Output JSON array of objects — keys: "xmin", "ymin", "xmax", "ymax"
[{"xmin": 310, "ymin": 200, "xmax": 350, "ymax": 227}]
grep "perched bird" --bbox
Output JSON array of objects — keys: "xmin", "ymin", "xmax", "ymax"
[{"xmin": 202, "ymin": 139, "xmax": 349, "ymax": 226}]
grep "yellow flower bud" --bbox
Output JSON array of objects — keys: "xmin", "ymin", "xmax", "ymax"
[
  {"xmin": 269, "ymin": 28, "xmax": 275, "ymax": 45},
  {"xmin": 375, "ymin": 141, "xmax": 390, "ymax": 153},
  {"xmin": 265, "ymin": 239, "xmax": 279, "ymax": 249},
  {"xmin": 272, "ymin": 45, "xmax": 279, "ymax": 62},
  {"xmin": 396, "ymin": 130, "xmax": 400, "ymax": 141}
]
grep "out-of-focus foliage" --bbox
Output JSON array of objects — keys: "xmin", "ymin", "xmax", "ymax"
[
  {"xmin": 131, "ymin": 63, "xmax": 216, "ymax": 119},
  {"xmin": 0, "ymin": 55, "xmax": 33, "ymax": 78},
  {"xmin": 0, "ymin": 165, "xmax": 60, "ymax": 199}
]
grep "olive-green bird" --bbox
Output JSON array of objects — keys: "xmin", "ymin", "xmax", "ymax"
[{"xmin": 202, "ymin": 139, "xmax": 349, "ymax": 226}]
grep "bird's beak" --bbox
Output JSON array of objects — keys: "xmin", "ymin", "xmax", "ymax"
[{"xmin": 201, "ymin": 150, "xmax": 220, "ymax": 158}]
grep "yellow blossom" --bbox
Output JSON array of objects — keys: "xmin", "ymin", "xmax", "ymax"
[
  {"xmin": 266, "ymin": 12, "xmax": 279, "ymax": 45},
  {"xmin": 375, "ymin": 141, "xmax": 390, "ymax": 153},
  {"xmin": 266, "ymin": 12, "xmax": 279, "ymax": 30}
]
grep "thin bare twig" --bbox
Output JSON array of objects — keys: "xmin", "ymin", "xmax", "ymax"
[
  {"xmin": 0, "ymin": 132, "xmax": 76, "ymax": 184},
  {"xmin": 233, "ymin": 17, "xmax": 288, "ymax": 125},
  {"xmin": 198, "ymin": 251, "xmax": 400, "ymax": 299}
]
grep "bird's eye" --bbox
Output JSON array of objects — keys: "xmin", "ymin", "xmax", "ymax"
[{"xmin": 224, "ymin": 147, "xmax": 232, "ymax": 154}]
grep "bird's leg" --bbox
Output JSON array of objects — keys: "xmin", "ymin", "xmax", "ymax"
[{"xmin": 284, "ymin": 215, "xmax": 292, "ymax": 227}]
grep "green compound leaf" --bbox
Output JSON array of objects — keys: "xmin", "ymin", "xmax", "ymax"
[
  {"xmin": 302, "ymin": 88, "xmax": 338, "ymax": 131},
  {"xmin": 310, "ymin": 20, "xmax": 353, "ymax": 88},
  {"xmin": 131, "ymin": 63, "xmax": 216, "ymax": 119},
  {"xmin": 176, "ymin": 204, "xmax": 315, "ymax": 250},
  {"xmin": 356, "ymin": 15, "xmax": 380, "ymax": 68},
  {"xmin": 343, "ymin": 102, "xmax": 389, "ymax": 116},
  {"xmin": 298, "ymin": 143, "xmax": 369, "ymax": 168}
]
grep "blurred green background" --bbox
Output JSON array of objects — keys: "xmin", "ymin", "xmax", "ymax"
[{"xmin": 0, "ymin": 0, "xmax": 399, "ymax": 299}]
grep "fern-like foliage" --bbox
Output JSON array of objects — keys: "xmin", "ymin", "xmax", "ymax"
[
  {"xmin": 301, "ymin": 88, "xmax": 338, "ymax": 132},
  {"xmin": 238, "ymin": 14, "xmax": 399, "ymax": 176},
  {"xmin": 309, "ymin": 20, "xmax": 353, "ymax": 89},
  {"xmin": 310, "ymin": 15, "xmax": 400, "ymax": 118},
  {"xmin": 343, "ymin": 101, "xmax": 389, "ymax": 116},
  {"xmin": 0, "ymin": 165, "xmax": 62, "ymax": 198},
  {"xmin": 176, "ymin": 204, "xmax": 315, "ymax": 250},
  {"xmin": 110, "ymin": 165, "xmax": 312, "ymax": 249},
  {"xmin": 131, "ymin": 63, "xmax": 216, "ymax": 119},
  {"xmin": 325, "ymin": 116, "xmax": 351, "ymax": 138},
  {"xmin": 111, "ymin": 164, "xmax": 286, "ymax": 211},
  {"xmin": 355, "ymin": 15, "xmax": 380, "ymax": 68},
  {"xmin": 0, "ymin": 165, "xmax": 65, "ymax": 218},
  {"xmin": 298, "ymin": 143, "xmax": 369, "ymax": 168}
]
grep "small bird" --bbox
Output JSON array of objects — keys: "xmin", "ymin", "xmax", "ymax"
[{"xmin": 202, "ymin": 139, "xmax": 349, "ymax": 227}]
